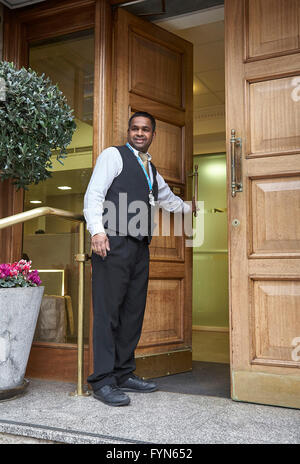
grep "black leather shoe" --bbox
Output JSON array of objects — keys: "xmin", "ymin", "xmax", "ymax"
[
  {"xmin": 93, "ymin": 384, "xmax": 130, "ymax": 406},
  {"xmin": 119, "ymin": 374, "xmax": 158, "ymax": 393}
]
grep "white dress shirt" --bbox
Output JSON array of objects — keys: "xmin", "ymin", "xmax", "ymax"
[{"xmin": 83, "ymin": 144, "xmax": 191, "ymax": 237}]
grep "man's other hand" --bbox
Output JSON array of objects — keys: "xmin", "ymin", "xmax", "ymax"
[{"xmin": 92, "ymin": 232, "xmax": 110, "ymax": 258}]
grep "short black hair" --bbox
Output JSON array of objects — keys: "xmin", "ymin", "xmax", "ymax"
[{"xmin": 128, "ymin": 111, "xmax": 156, "ymax": 132}]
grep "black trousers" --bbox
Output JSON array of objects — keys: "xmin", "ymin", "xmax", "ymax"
[{"xmin": 87, "ymin": 234, "xmax": 150, "ymax": 392}]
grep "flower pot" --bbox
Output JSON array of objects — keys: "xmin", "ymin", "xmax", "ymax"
[{"xmin": 0, "ymin": 286, "xmax": 44, "ymax": 400}]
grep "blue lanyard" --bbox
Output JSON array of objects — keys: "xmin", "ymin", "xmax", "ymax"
[{"xmin": 126, "ymin": 143, "xmax": 152, "ymax": 192}]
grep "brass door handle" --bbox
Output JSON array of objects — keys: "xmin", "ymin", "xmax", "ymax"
[
  {"xmin": 75, "ymin": 253, "xmax": 91, "ymax": 262},
  {"xmin": 188, "ymin": 164, "xmax": 199, "ymax": 217},
  {"xmin": 230, "ymin": 129, "xmax": 243, "ymax": 197}
]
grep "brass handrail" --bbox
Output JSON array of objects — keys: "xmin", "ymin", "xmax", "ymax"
[{"xmin": 0, "ymin": 206, "xmax": 90, "ymax": 397}]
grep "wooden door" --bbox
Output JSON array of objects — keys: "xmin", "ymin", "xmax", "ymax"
[
  {"xmin": 226, "ymin": 0, "xmax": 300, "ymax": 408},
  {"xmin": 113, "ymin": 8, "xmax": 193, "ymax": 376}
]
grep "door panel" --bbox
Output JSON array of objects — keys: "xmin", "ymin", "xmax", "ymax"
[
  {"xmin": 150, "ymin": 120, "xmax": 183, "ymax": 183},
  {"xmin": 139, "ymin": 278, "xmax": 184, "ymax": 348},
  {"xmin": 251, "ymin": 177, "xmax": 300, "ymax": 255},
  {"xmin": 248, "ymin": 77, "xmax": 300, "ymax": 156},
  {"xmin": 252, "ymin": 279, "xmax": 300, "ymax": 366},
  {"xmin": 129, "ymin": 32, "xmax": 183, "ymax": 108},
  {"xmin": 226, "ymin": 0, "xmax": 300, "ymax": 408},
  {"xmin": 247, "ymin": 0, "xmax": 300, "ymax": 58},
  {"xmin": 113, "ymin": 8, "xmax": 193, "ymax": 371}
]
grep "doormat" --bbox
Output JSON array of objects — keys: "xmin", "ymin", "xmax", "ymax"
[{"xmin": 154, "ymin": 361, "xmax": 230, "ymax": 398}]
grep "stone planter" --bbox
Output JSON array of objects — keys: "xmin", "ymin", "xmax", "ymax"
[{"xmin": 0, "ymin": 286, "xmax": 44, "ymax": 400}]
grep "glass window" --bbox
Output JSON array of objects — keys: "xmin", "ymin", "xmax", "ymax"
[{"xmin": 22, "ymin": 30, "xmax": 94, "ymax": 345}]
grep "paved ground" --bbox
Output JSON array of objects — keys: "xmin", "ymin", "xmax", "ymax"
[
  {"xmin": 0, "ymin": 378, "xmax": 299, "ymax": 444},
  {"xmin": 0, "ymin": 432, "xmax": 56, "ymax": 444}
]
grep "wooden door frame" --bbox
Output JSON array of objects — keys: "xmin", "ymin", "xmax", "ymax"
[{"xmin": 1, "ymin": 0, "xmax": 113, "ymax": 382}]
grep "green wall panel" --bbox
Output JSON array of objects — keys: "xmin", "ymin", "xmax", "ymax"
[{"xmin": 192, "ymin": 154, "xmax": 229, "ymax": 328}]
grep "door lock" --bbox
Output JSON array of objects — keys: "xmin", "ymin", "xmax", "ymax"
[{"xmin": 232, "ymin": 219, "xmax": 240, "ymax": 227}]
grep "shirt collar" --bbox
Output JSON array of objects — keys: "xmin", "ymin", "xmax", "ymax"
[{"xmin": 127, "ymin": 143, "xmax": 152, "ymax": 161}]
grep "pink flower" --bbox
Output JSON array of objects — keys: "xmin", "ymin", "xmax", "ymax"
[
  {"xmin": 15, "ymin": 259, "xmax": 32, "ymax": 274},
  {"xmin": 0, "ymin": 260, "xmax": 41, "ymax": 287},
  {"xmin": 9, "ymin": 269, "xmax": 18, "ymax": 277},
  {"xmin": 0, "ymin": 264, "xmax": 11, "ymax": 277},
  {"xmin": 28, "ymin": 270, "xmax": 42, "ymax": 286}
]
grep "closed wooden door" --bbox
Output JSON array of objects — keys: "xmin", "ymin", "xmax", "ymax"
[
  {"xmin": 226, "ymin": 0, "xmax": 300, "ymax": 408},
  {"xmin": 113, "ymin": 8, "xmax": 193, "ymax": 375}
]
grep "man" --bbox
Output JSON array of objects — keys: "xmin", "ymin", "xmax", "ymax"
[{"xmin": 83, "ymin": 111, "xmax": 191, "ymax": 406}]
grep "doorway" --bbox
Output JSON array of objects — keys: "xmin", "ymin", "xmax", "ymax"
[
  {"xmin": 4, "ymin": 0, "xmax": 229, "ymax": 391},
  {"xmin": 152, "ymin": 5, "xmax": 230, "ymax": 398},
  {"xmin": 4, "ymin": 0, "xmax": 298, "ymax": 408}
]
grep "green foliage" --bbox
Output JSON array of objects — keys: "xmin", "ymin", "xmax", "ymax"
[
  {"xmin": 0, "ymin": 275, "xmax": 29, "ymax": 288},
  {"xmin": 0, "ymin": 61, "xmax": 76, "ymax": 190}
]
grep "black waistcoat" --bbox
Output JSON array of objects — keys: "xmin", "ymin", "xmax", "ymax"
[{"xmin": 102, "ymin": 145, "xmax": 158, "ymax": 243}]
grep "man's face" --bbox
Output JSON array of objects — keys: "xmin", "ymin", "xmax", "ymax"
[{"xmin": 127, "ymin": 116, "xmax": 155, "ymax": 153}]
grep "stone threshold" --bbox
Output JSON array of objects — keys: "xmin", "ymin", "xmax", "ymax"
[{"xmin": 0, "ymin": 419, "xmax": 150, "ymax": 445}]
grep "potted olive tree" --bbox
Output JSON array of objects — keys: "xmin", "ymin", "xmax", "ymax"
[{"xmin": 0, "ymin": 61, "xmax": 76, "ymax": 401}]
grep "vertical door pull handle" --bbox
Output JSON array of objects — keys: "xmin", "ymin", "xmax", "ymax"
[
  {"xmin": 188, "ymin": 164, "xmax": 199, "ymax": 216},
  {"xmin": 230, "ymin": 129, "xmax": 243, "ymax": 198}
]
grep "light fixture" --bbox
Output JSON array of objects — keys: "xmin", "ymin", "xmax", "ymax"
[
  {"xmin": 30, "ymin": 200, "xmax": 42, "ymax": 204},
  {"xmin": 57, "ymin": 186, "xmax": 72, "ymax": 190}
]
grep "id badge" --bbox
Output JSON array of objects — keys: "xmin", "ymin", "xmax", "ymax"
[{"xmin": 149, "ymin": 191, "xmax": 155, "ymax": 206}]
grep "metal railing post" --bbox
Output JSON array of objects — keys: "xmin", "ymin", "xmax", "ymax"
[{"xmin": 70, "ymin": 221, "xmax": 90, "ymax": 397}]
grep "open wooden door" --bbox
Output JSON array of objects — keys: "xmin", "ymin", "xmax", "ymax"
[
  {"xmin": 113, "ymin": 8, "xmax": 193, "ymax": 376},
  {"xmin": 226, "ymin": 0, "xmax": 300, "ymax": 408}
]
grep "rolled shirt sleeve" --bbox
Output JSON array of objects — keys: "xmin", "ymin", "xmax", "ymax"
[{"xmin": 83, "ymin": 147, "xmax": 122, "ymax": 237}]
